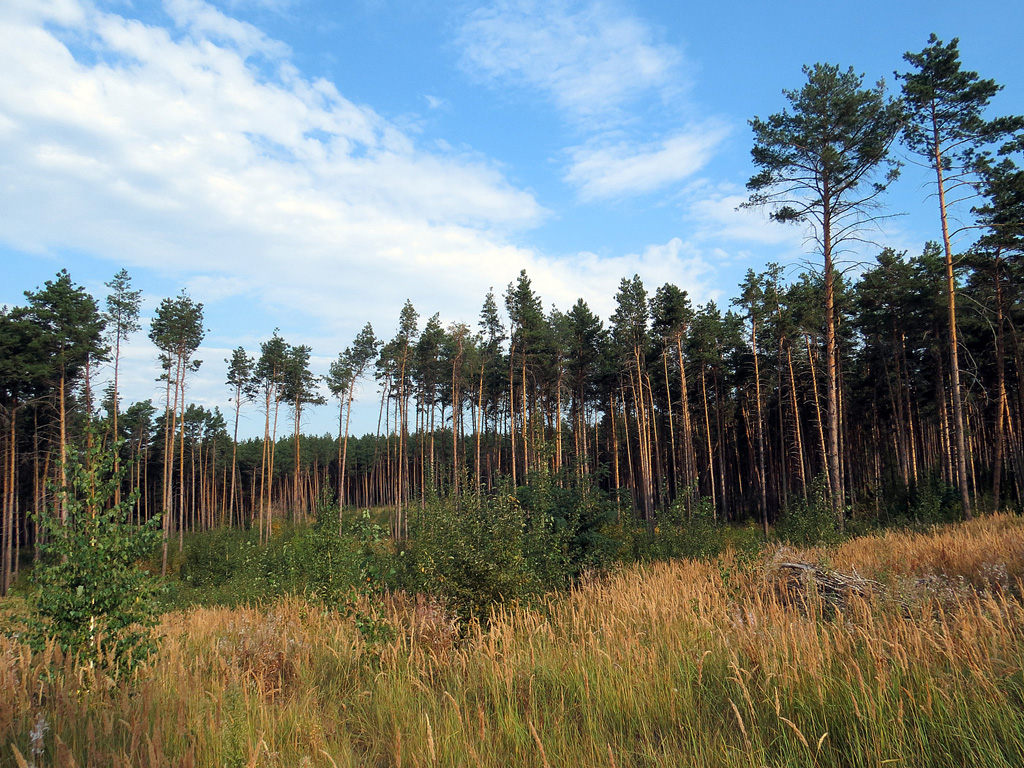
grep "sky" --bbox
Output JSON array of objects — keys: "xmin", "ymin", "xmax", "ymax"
[{"xmin": 1, "ymin": 0, "xmax": 1021, "ymax": 439}]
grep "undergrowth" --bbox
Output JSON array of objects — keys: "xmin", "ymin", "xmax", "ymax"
[{"xmin": 3, "ymin": 515, "xmax": 1024, "ymax": 766}]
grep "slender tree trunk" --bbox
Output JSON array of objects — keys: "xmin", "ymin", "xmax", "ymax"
[
  {"xmin": 177, "ymin": 377, "xmax": 187, "ymax": 551},
  {"xmin": 751, "ymin": 319, "xmax": 768, "ymax": 535},
  {"xmin": 2, "ymin": 410, "xmax": 15, "ymax": 596},
  {"xmin": 112, "ymin": 333, "xmax": 122, "ymax": 505},
  {"xmin": 662, "ymin": 350, "xmax": 677, "ymax": 499},
  {"xmin": 994, "ymin": 257, "xmax": 1007, "ymax": 510},
  {"xmin": 58, "ymin": 373, "xmax": 67, "ymax": 523},
  {"xmin": 823, "ymin": 209, "xmax": 844, "ymax": 527},
  {"xmin": 676, "ymin": 337, "xmax": 697, "ymax": 509},
  {"xmin": 338, "ymin": 383, "xmax": 355, "ymax": 532},
  {"xmin": 160, "ymin": 359, "xmax": 178, "ymax": 576},
  {"xmin": 476, "ymin": 363, "xmax": 484, "ymax": 491},
  {"xmin": 786, "ymin": 343, "xmax": 807, "ymax": 497},
  {"xmin": 933, "ymin": 143, "xmax": 972, "ymax": 519},
  {"xmin": 509, "ymin": 346, "xmax": 517, "ymax": 487},
  {"xmin": 700, "ymin": 364, "xmax": 716, "ymax": 518},
  {"xmin": 229, "ymin": 388, "xmax": 241, "ymax": 529},
  {"xmin": 610, "ymin": 393, "xmax": 620, "ymax": 518}
]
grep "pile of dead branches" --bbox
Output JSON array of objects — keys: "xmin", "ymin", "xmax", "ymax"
[{"xmin": 766, "ymin": 547, "xmax": 910, "ymax": 614}]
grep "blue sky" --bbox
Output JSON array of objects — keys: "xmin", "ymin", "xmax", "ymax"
[{"xmin": 1, "ymin": 0, "xmax": 1021, "ymax": 438}]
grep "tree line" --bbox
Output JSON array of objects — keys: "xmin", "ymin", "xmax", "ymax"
[{"xmin": 1, "ymin": 34, "xmax": 1022, "ymax": 594}]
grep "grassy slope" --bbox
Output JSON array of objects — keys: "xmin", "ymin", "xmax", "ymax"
[{"xmin": 3, "ymin": 515, "xmax": 1024, "ymax": 767}]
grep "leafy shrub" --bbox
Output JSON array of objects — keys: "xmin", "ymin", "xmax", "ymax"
[
  {"xmin": 178, "ymin": 526, "xmax": 254, "ymax": 587},
  {"xmin": 650, "ymin": 494, "xmax": 726, "ymax": 561},
  {"xmin": 171, "ymin": 490, "xmax": 368, "ymax": 608},
  {"xmin": 908, "ymin": 473, "xmax": 960, "ymax": 525},
  {"xmin": 25, "ymin": 434, "xmax": 162, "ymax": 674},
  {"xmin": 775, "ymin": 474, "xmax": 842, "ymax": 547},
  {"xmin": 394, "ymin": 475, "xmax": 619, "ymax": 620},
  {"xmin": 398, "ymin": 489, "xmax": 536, "ymax": 619},
  {"xmin": 516, "ymin": 472, "xmax": 619, "ymax": 582}
]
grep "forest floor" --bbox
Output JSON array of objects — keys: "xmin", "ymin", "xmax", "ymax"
[{"xmin": 3, "ymin": 514, "xmax": 1024, "ymax": 767}]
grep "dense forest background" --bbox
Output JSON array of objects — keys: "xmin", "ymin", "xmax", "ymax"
[{"xmin": 1, "ymin": 35, "xmax": 1023, "ymax": 595}]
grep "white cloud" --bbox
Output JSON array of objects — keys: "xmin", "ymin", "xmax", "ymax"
[
  {"xmin": 163, "ymin": 0, "xmax": 290, "ymax": 59},
  {"xmin": 423, "ymin": 94, "xmax": 448, "ymax": 111},
  {"xmin": 458, "ymin": 0, "xmax": 682, "ymax": 126},
  {"xmin": 687, "ymin": 187, "xmax": 802, "ymax": 246},
  {"xmin": 565, "ymin": 124, "xmax": 729, "ymax": 200},
  {"xmin": 0, "ymin": 0, "xmax": 545, "ymax": 319},
  {"xmin": 490, "ymin": 236, "xmax": 720, "ymax": 322},
  {"xmin": 457, "ymin": 1, "xmax": 730, "ymax": 203},
  {"xmin": 0, "ymin": 0, "xmax": 738, "ymax": 437}
]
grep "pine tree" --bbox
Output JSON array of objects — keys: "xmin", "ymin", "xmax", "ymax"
[
  {"xmin": 0, "ymin": 309, "xmax": 47, "ymax": 595},
  {"xmin": 327, "ymin": 323, "xmax": 378, "ymax": 519},
  {"xmin": 745, "ymin": 63, "xmax": 902, "ymax": 528},
  {"xmin": 225, "ymin": 347, "xmax": 254, "ymax": 526},
  {"xmin": 149, "ymin": 291, "xmax": 204, "ymax": 571},
  {"xmin": 282, "ymin": 343, "xmax": 324, "ymax": 518},
  {"xmin": 24, "ymin": 270, "xmax": 107, "ymax": 522},
  {"xmin": 252, "ymin": 331, "xmax": 288, "ymax": 543},
  {"xmin": 103, "ymin": 270, "xmax": 142, "ymax": 443},
  {"xmin": 898, "ymin": 34, "xmax": 1024, "ymax": 519}
]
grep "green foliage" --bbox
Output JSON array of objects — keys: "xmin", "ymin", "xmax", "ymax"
[
  {"xmin": 775, "ymin": 475, "xmax": 843, "ymax": 547},
  {"xmin": 342, "ymin": 509, "xmax": 394, "ymax": 587},
  {"xmin": 613, "ymin": 490, "xmax": 730, "ymax": 564},
  {"xmin": 170, "ymin": 490, "xmax": 367, "ymax": 608},
  {"xmin": 908, "ymin": 475, "xmax": 961, "ymax": 525},
  {"xmin": 177, "ymin": 526, "xmax": 254, "ymax": 589},
  {"xmin": 393, "ymin": 475, "xmax": 617, "ymax": 620},
  {"xmin": 398, "ymin": 488, "xmax": 538, "ymax": 619},
  {"xmin": 25, "ymin": 433, "xmax": 162, "ymax": 674},
  {"xmin": 650, "ymin": 494, "xmax": 727, "ymax": 561},
  {"xmin": 515, "ymin": 472, "xmax": 619, "ymax": 580}
]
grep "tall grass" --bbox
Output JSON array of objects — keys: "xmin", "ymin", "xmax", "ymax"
[{"xmin": 4, "ymin": 515, "xmax": 1024, "ymax": 767}]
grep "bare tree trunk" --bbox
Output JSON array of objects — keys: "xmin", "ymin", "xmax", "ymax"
[
  {"xmin": 2, "ymin": 411, "xmax": 15, "ymax": 595},
  {"xmin": 751, "ymin": 319, "xmax": 768, "ymax": 535},
  {"xmin": 933, "ymin": 145, "xmax": 971, "ymax": 519},
  {"xmin": 786, "ymin": 343, "xmax": 807, "ymax": 497},
  {"xmin": 676, "ymin": 337, "xmax": 697, "ymax": 509},
  {"xmin": 508, "ymin": 346, "xmax": 517, "ymax": 487},
  {"xmin": 994, "ymin": 259, "xmax": 1007, "ymax": 510},
  {"xmin": 662, "ymin": 350, "xmax": 677, "ymax": 499},
  {"xmin": 700, "ymin": 364, "xmax": 716, "ymax": 518},
  {"xmin": 823, "ymin": 215, "xmax": 844, "ymax": 528}
]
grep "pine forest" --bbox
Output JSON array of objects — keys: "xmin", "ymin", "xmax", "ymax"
[{"xmin": 2, "ymin": 37, "xmax": 1024, "ymax": 593}]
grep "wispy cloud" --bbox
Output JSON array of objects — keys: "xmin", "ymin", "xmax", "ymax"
[
  {"xmin": 0, "ymin": 0, "xmax": 731, "ymax": 435},
  {"xmin": 457, "ymin": 0, "xmax": 729, "ymax": 201},
  {"xmin": 164, "ymin": 0, "xmax": 291, "ymax": 57},
  {"xmin": 0, "ymin": 0, "xmax": 545, "ymax": 327},
  {"xmin": 565, "ymin": 124, "xmax": 729, "ymax": 200},
  {"xmin": 457, "ymin": 0, "xmax": 682, "ymax": 126}
]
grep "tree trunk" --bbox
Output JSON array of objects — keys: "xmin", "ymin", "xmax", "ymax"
[
  {"xmin": 751, "ymin": 319, "xmax": 768, "ymax": 535},
  {"xmin": 933, "ymin": 141, "xmax": 972, "ymax": 519}
]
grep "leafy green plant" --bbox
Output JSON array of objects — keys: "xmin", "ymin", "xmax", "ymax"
[
  {"xmin": 909, "ymin": 473, "xmax": 960, "ymax": 525},
  {"xmin": 775, "ymin": 474, "xmax": 843, "ymax": 547},
  {"xmin": 645, "ymin": 492, "xmax": 725, "ymax": 562},
  {"xmin": 25, "ymin": 432, "xmax": 162, "ymax": 674}
]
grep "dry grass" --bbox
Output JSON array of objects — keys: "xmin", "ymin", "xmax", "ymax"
[{"xmin": 4, "ymin": 515, "xmax": 1024, "ymax": 767}]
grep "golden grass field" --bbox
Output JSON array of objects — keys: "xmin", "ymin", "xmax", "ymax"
[{"xmin": 4, "ymin": 515, "xmax": 1024, "ymax": 767}]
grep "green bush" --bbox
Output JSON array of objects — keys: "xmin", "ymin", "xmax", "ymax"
[
  {"xmin": 775, "ymin": 474, "xmax": 843, "ymax": 547},
  {"xmin": 397, "ymin": 488, "xmax": 536, "ymax": 619},
  {"xmin": 178, "ymin": 526, "xmax": 254, "ymax": 587},
  {"xmin": 170, "ymin": 490, "xmax": 367, "ymax": 608},
  {"xmin": 26, "ymin": 434, "xmax": 162, "ymax": 674},
  {"xmin": 908, "ymin": 473, "xmax": 960, "ymax": 525},
  {"xmin": 394, "ymin": 475, "xmax": 621, "ymax": 619},
  {"xmin": 652, "ymin": 494, "xmax": 727, "ymax": 561}
]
